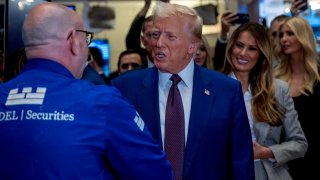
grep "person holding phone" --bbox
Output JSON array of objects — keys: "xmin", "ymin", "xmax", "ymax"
[
  {"xmin": 213, "ymin": 11, "xmax": 249, "ymax": 71},
  {"xmin": 290, "ymin": 0, "xmax": 308, "ymax": 16},
  {"xmin": 213, "ymin": 11, "xmax": 237, "ymax": 70}
]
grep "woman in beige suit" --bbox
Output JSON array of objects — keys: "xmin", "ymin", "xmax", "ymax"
[{"xmin": 220, "ymin": 22, "xmax": 308, "ymax": 180}]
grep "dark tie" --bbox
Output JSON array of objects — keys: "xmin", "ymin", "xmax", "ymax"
[{"xmin": 165, "ymin": 74, "xmax": 185, "ymax": 180}]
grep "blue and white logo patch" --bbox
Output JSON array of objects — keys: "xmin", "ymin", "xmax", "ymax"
[
  {"xmin": 5, "ymin": 87, "xmax": 47, "ymax": 106},
  {"xmin": 134, "ymin": 112, "xmax": 145, "ymax": 131}
]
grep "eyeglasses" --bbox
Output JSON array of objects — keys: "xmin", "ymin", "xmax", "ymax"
[
  {"xmin": 121, "ymin": 63, "xmax": 141, "ymax": 69},
  {"xmin": 76, "ymin": 30, "xmax": 94, "ymax": 45},
  {"xmin": 67, "ymin": 29, "xmax": 94, "ymax": 45}
]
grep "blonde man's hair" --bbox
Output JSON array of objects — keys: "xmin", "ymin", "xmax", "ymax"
[{"xmin": 152, "ymin": 2, "xmax": 203, "ymax": 40}]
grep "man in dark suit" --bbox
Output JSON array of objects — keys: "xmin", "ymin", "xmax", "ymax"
[{"xmin": 112, "ymin": 2, "xmax": 254, "ymax": 180}]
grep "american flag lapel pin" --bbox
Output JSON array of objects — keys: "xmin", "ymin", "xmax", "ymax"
[{"xmin": 204, "ymin": 89, "xmax": 210, "ymax": 96}]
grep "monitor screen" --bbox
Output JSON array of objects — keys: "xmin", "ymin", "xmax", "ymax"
[{"xmin": 89, "ymin": 39, "xmax": 110, "ymax": 76}]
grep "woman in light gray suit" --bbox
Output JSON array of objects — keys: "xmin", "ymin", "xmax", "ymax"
[{"xmin": 221, "ymin": 22, "xmax": 308, "ymax": 180}]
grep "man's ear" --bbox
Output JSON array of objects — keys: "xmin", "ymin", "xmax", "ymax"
[
  {"xmin": 69, "ymin": 31, "xmax": 80, "ymax": 56},
  {"xmin": 188, "ymin": 41, "xmax": 200, "ymax": 54}
]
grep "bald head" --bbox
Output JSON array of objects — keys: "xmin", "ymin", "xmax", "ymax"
[
  {"xmin": 22, "ymin": 2, "xmax": 90, "ymax": 79},
  {"xmin": 22, "ymin": 2, "xmax": 82, "ymax": 47}
]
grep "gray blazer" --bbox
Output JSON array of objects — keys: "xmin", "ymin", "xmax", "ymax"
[{"xmin": 253, "ymin": 79, "xmax": 308, "ymax": 180}]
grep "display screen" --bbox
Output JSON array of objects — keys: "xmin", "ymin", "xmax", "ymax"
[{"xmin": 89, "ymin": 39, "xmax": 110, "ymax": 76}]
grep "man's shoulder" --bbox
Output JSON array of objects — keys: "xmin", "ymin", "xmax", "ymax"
[
  {"xmin": 112, "ymin": 68, "xmax": 154, "ymax": 85},
  {"xmin": 0, "ymin": 76, "xmax": 124, "ymax": 109},
  {"xmin": 197, "ymin": 67, "xmax": 240, "ymax": 87},
  {"xmin": 76, "ymin": 80, "xmax": 121, "ymax": 97}
]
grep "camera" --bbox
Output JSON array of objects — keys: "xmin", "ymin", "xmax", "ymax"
[
  {"xmin": 296, "ymin": 0, "xmax": 308, "ymax": 11},
  {"xmin": 232, "ymin": 13, "xmax": 250, "ymax": 24}
]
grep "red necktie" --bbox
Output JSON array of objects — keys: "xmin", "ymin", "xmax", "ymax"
[{"xmin": 165, "ymin": 74, "xmax": 185, "ymax": 180}]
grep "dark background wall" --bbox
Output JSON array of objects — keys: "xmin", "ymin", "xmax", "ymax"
[
  {"xmin": 4, "ymin": 0, "xmax": 46, "ymax": 81},
  {"xmin": 0, "ymin": 4, "xmax": 4, "ymax": 51}
]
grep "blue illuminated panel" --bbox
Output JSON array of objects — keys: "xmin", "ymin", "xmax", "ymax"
[{"xmin": 89, "ymin": 39, "xmax": 111, "ymax": 76}]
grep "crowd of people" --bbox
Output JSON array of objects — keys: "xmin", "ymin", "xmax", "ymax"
[{"xmin": 0, "ymin": 0, "xmax": 319, "ymax": 179}]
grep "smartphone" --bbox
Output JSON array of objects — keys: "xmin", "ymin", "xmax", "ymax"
[
  {"xmin": 296, "ymin": 0, "xmax": 308, "ymax": 11},
  {"xmin": 232, "ymin": 13, "xmax": 250, "ymax": 24}
]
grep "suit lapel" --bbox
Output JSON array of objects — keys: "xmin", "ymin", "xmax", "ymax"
[
  {"xmin": 184, "ymin": 66, "xmax": 217, "ymax": 175},
  {"xmin": 253, "ymin": 119, "xmax": 271, "ymax": 144},
  {"xmin": 136, "ymin": 68, "xmax": 163, "ymax": 148}
]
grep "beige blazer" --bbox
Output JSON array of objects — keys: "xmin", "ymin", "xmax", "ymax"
[{"xmin": 253, "ymin": 79, "xmax": 308, "ymax": 180}]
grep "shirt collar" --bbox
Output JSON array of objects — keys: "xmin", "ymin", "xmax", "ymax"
[
  {"xmin": 228, "ymin": 71, "xmax": 251, "ymax": 97},
  {"xmin": 22, "ymin": 58, "xmax": 74, "ymax": 79},
  {"xmin": 228, "ymin": 71, "xmax": 237, "ymax": 80},
  {"xmin": 159, "ymin": 59, "xmax": 194, "ymax": 89}
]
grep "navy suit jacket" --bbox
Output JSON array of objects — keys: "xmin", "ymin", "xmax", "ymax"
[{"xmin": 112, "ymin": 64, "xmax": 254, "ymax": 180}]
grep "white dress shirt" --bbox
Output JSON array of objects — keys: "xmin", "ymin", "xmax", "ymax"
[
  {"xmin": 158, "ymin": 60, "xmax": 194, "ymax": 148},
  {"xmin": 229, "ymin": 72, "xmax": 261, "ymax": 162},
  {"xmin": 228, "ymin": 72, "xmax": 257, "ymax": 142}
]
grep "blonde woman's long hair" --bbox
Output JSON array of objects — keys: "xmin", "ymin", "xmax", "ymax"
[
  {"xmin": 221, "ymin": 22, "xmax": 284, "ymax": 126},
  {"xmin": 201, "ymin": 35, "xmax": 214, "ymax": 69},
  {"xmin": 274, "ymin": 16, "xmax": 320, "ymax": 95}
]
